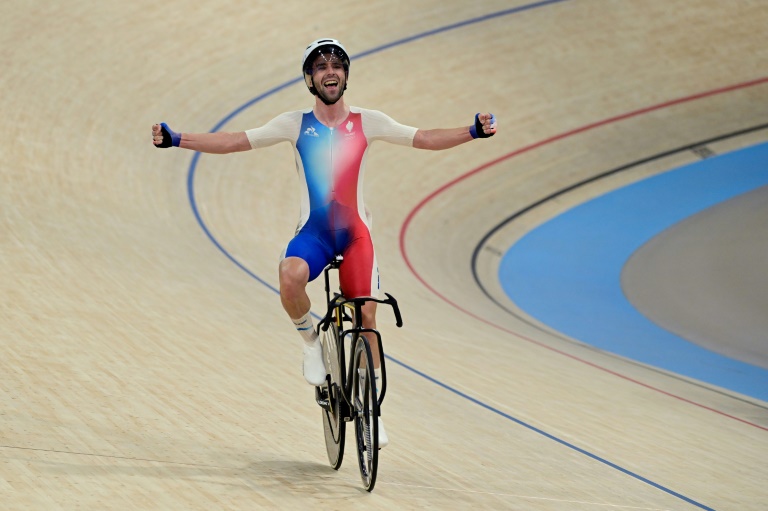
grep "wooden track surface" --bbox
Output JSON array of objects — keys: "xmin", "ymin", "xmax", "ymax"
[{"xmin": 2, "ymin": 1, "xmax": 767, "ymax": 509}]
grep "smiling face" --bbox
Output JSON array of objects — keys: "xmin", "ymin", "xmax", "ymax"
[{"xmin": 310, "ymin": 53, "xmax": 347, "ymax": 105}]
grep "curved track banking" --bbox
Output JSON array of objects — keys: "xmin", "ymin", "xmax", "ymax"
[
  {"xmin": 401, "ymin": 78, "xmax": 768, "ymax": 431},
  {"xmin": 496, "ymin": 143, "xmax": 768, "ymax": 399},
  {"xmin": 185, "ymin": 7, "xmax": 764, "ymax": 510},
  {"xmin": 5, "ymin": 0, "xmax": 768, "ymax": 509}
]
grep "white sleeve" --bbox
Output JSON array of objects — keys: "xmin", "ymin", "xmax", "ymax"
[
  {"xmin": 245, "ymin": 111, "xmax": 303, "ymax": 149},
  {"xmin": 359, "ymin": 108, "xmax": 418, "ymax": 147}
]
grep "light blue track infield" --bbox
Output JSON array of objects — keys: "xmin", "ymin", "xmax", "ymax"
[{"xmin": 499, "ymin": 142, "xmax": 768, "ymax": 401}]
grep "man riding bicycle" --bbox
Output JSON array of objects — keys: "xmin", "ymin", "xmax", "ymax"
[{"xmin": 152, "ymin": 38, "xmax": 497, "ymax": 448}]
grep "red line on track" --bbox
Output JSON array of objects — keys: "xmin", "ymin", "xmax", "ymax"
[{"xmin": 399, "ymin": 77, "xmax": 768, "ymax": 431}]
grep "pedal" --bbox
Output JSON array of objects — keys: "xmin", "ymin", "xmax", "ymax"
[{"xmin": 315, "ymin": 386, "xmax": 331, "ymax": 410}]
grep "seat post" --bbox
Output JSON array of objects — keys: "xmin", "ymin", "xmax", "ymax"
[{"xmin": 324, "ymin": 256, "xmax": 343, "ymax": 296}]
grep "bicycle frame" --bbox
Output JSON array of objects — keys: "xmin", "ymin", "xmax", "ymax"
[
  {"xmin": 317, "ymin": 257, "xmax": 403, "ymax": 410},
  {"xmin": 314, "ymin": 257, "xmax": 402, "ymax": 491}
]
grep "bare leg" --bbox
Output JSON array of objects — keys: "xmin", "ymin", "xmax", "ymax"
[
  {"xmin": 360, "ymin": 300, "xmax": 389, "ymax": 447},
  {"xmin": 360, "ymin": 301, "xmax": 380, "ymax": 368},
  {"xmin": 279, "ymin": 257, "xmax": 311, "ymax": 319},
  {"xmin": 280, "ymin": 257, "xmax": 326, "ymax": 385}
]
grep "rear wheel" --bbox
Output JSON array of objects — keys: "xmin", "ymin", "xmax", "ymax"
[
  {"xmin": 352, "ymin": 335, "xmax": 379, "ymax": 492},
  {"xmin": 320, "ymin": 322, "xmax": 345, "ymax": 469}
]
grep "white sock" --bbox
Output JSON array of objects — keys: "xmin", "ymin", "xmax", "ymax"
[{"xmin": 292, "ymin": 312, "xmax": 319, "ymax": 346}]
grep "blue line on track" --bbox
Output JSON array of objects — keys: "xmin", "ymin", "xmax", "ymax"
[
  {"xmin": 387, "ymin": 355, "xmax": 716, "ymax": 511},
  {"xmin": 183, "ymin": 3, "xmax": 715, "ymax": 509}
]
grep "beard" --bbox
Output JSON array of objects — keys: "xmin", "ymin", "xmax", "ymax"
[{"xmin": 314, "ymin": 76, "xmax": 346, "ymax": 105}]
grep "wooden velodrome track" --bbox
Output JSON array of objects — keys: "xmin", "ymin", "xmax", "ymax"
[{"xmin": 2, "ymin": 1, "xmax": 767, "ymax": 509}]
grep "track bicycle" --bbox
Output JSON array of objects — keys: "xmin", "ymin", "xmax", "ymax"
[{"xmin": 314, "ymin": 256, "xmax": 402, "ymax": 492}]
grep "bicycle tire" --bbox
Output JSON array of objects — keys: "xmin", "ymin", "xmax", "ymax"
[
  {"xmin": 352, "ymin": 335, "xmax": 379, "ymax": 491},
  {"xmin": 321, "ymin": 321, "xmax": 345, "ymax": 469}
]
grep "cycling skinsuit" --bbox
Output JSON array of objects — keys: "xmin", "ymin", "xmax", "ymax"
[{"xmin": 245, "ymin": 107, "xmax": 418, "ymax": 298}]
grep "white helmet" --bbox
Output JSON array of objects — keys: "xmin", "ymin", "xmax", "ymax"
[{"xmin": 302, "ymin": 38, "xmax": 350, "ymax": 97}]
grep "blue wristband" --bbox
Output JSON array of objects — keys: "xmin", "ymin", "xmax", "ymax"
[
  {"xmin": 160, "ymin": 122, "xmax": 181, "ymax": 147},
  {"xmin": 469, "ymin": 114, "xmax": 480, "ymax": 139},
  {"xmin": 470, "ymin": 113, "xmax": 496, "ymax": 139}
]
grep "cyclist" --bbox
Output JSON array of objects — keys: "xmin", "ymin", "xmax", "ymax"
[{"xmin": 153, "ymin": 38, "xmax": 496, "ymax": 447}]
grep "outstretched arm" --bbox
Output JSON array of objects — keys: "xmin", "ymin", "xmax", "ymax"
[
  {"xmin": 152, "ymin": 123, "xmax": 251, "ymax": 154},
  {"xmin": 413, "ymin": 113, "xmax": 496, "ymax": 150}
]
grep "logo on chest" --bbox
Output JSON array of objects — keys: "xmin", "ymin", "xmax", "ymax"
[{"xmin": 344, "ymin": 120, "xmax": 356, "ymax": 137}]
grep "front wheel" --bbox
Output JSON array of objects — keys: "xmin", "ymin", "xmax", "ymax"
[{"xmin": 352, "ymin": 335, "xmax": 379, "ymax": 492}]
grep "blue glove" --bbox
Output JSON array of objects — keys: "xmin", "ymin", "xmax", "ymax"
[
  {"xmin": 469, "ymin": 113, "xmax": 496, "ymax": 139},
  {"xmin": 155, "ymin": 122, "xmax": 181, "ymax": 148}
]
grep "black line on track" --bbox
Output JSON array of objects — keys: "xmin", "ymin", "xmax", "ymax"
[{"xmin": 469, "ymin": 122, "xmax": 768, "ymax": 410}]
